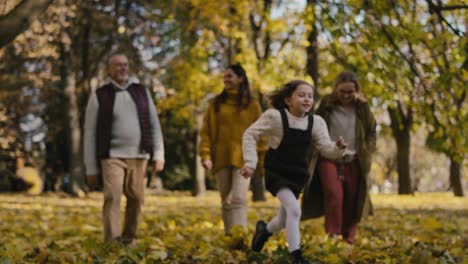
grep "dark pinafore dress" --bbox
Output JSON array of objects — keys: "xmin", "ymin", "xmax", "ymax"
[{"xmin": 264, "ymin": 108, "xmax": 314, "ymax": 198}]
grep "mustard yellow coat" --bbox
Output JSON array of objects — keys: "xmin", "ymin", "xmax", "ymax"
[{"xmin": 199, "ymin": 97, "xmax": 267, "ymax": 174}]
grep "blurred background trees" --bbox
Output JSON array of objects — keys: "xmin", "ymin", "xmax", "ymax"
[{"xmin": 0, "ymin": 0, "xmax": 466, "ymax": 196}]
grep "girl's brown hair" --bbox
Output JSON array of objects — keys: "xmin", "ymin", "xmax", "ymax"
[{"xmin": 270, "ymin": 80, "xmax": 313, "ymax": 109}]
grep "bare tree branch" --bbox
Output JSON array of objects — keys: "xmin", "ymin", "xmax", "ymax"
[
  {"xmin": 249, "ymin": 13, "xmax": 262, "ymax": 61},
  {"xmin": 425, "ymin": 0, "xmax": 464, "ymax": 36},
  {"xmin": 0, "ymin": 0, "xmax": 54, "ymax": 47},
  {"xmin": 426, "ymin": 0, "xmax": 468, "ymax": 11}
]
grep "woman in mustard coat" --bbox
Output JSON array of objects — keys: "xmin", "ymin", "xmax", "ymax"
[{"xmin": 199, "ymin": 63, "xmax": 265, "ymax": 234}]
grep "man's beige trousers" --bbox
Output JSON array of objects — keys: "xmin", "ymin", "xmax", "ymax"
[{"xmin": 101, "ymin": 158, "xmax": 147, "ymax": 242}]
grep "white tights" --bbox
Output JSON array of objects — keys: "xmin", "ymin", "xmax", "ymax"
[{"xmin": 266, "ymin": 188, "xmax": 301, "ymax": 252}]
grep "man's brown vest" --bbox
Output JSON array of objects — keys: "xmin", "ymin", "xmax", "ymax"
[{"xmin": 95, "ymin": 83, "xmax": 153, "ymax": 160}]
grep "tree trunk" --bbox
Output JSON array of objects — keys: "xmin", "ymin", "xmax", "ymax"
[
  {"xmin": 251, "ymin": 96, "xmax": 267, "ymax": 202},
  {"xmin": 388, "ymin": 105, "xmax": 413, "ymax": 194},
  {"xmin": 146, "ymin": 170, "xmax": 164, "ymax": 192},
  {"xmin": 64, "ymin": 73, "xmax": 86, "ymax": 196},
  {"xmin": 306, "ymin": 0, "xmax": 320, "ymax": 98},
  {"xmin": 192, "ymin": 111, "xmax": 206, "ymax": 196},
  {"xmin": 0, "ymin": 0, "xmax": 54, "ymax": 47},
  {"xmin": 250, "ymin": 165, "xmax": 266, "ymax": 201},
  {"xmin": 395, "ymin": 130, "xmax": 411, "ymax": 194},
  {"xmin": 449, "ymin": 156, "xmax": 464, "ymax": 197},
  {"xmin": 251, "ymin": 175, "xmax": 266, "ymax": 201},
  {"xmin": 60, "ymin": 36, "xmax": 85, "ymax": 196},
  {"xmin": 248, "ymin": 2, "xmax": 274, "ymax": 201},
  {"xmin": 192, "ymin": 149, "xmax": 206, "ymax": 197}
]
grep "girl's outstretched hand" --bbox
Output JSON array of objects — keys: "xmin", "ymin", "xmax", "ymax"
[
  {"xmin": 336, "ymin": 136, "xmax": 347, "ymax": 149},
  {"xmin": 240, "ymin": 166, "xmax": 255, "ymax": 179}
]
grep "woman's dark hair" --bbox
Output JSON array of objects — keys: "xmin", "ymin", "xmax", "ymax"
[
  {"xmin": 270, "ymin": 80, "xmax": 313, "ymax": 109},
  {"xmin": 214, "ymin": 63, "xmax": 251, "ymax": 112}
]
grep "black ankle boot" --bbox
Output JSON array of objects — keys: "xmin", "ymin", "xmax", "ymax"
[
  {"xmin": 290, "ymin": 249, "xmax": 312, "ymax": 264},
  {"xmin": 251, "ymin": 220, "xmax": 272, "ymax": 252}
]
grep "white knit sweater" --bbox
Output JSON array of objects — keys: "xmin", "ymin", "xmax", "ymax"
[
  {"xmin": 83, "ymin": 79, "xmax": 164, "ymax": 176},
  {"xmin": 242, "ymin": 108, "xmax": 345, "ymax": 169}
]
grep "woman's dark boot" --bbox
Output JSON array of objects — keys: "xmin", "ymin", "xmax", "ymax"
[
  {"xmin": 290, "ymin": 249, "xmax": 312, "ymax": 264},
  {"xmin": 251, "ymin": 220, "xmax": 272, "ymax": 252}
]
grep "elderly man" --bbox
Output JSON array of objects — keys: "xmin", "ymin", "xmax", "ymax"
[{"xmin": 83, "ymin": 53, "xmax": 164, "ymax": 246}]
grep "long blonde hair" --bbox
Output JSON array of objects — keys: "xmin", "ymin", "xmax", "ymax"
[{"xmin": 331, "ymin": 71, "xmax": 366, "ymax": 102}]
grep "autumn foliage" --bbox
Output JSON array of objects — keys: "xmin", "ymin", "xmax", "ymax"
[{"xmin": 0, "ymin": 192, "xmax": 466, "ymax": 263}]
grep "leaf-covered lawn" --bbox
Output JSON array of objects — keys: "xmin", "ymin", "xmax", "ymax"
[{"xmin": 0, "ymin": 192, "xmax": 466, "ymax": 263}]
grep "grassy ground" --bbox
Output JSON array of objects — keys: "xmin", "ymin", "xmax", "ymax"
[{"xmin": 0, "ymin": 191, "xmax": 466, "ymax": 263}]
